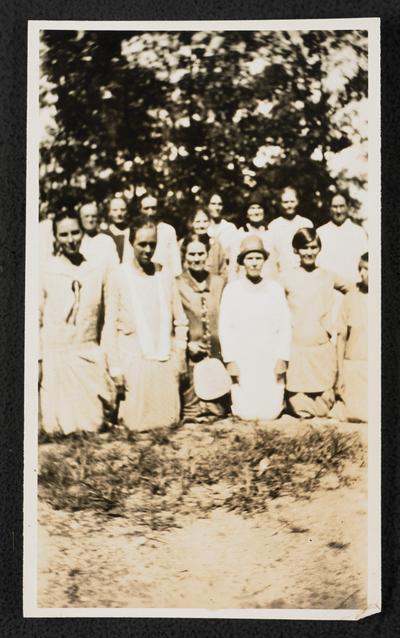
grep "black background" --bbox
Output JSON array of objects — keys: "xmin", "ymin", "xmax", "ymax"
[{"xmin": 1, "ymin": 1, "xmax": 399, "ymax": 636}]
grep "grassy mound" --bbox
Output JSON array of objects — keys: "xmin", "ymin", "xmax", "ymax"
[{"xmin": 38, "ymin": 421, "xmax": 365, "ymax": 530}]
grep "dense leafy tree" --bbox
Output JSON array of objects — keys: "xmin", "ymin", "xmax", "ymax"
[{"xmin": 40, "ymin": 29, "xmax": 367, "ymax": 233}]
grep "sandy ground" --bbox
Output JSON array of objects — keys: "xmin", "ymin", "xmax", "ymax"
[{"xmin": 37, "ymin": 420, "xmax": 368, "ymax": 610}]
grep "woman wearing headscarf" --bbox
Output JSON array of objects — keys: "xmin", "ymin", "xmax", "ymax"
[
  {"xmin": 228, "ymin": 192, "xmax": 277, "ymax": 281},
  {"xmin": 177, "ymin": 233, "xmax": 227, "ymax": 423},
  {"xmin": 219, "ymin": 235, "xmax": 291, "ymax": 421},
  {"xmin": 102, "ymin": 219, "xmax": 188, "ymax": 431}
]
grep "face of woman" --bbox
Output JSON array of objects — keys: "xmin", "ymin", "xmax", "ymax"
[
  {"xmin": 297, "ymin": 239, "xmax": 321, "ymax": 269},
  {"xmin": 55, "ymin": 218, "xmax": 83, "ymax": 257},
  {"xmin": 208, "ymin": 194, "xmax": 223, "ymax": 220},
  {"xmin": 109, "ymin": 198, "xmax": 128, "ymax": 226},
  {"xmin": 243, "ymin": 251, "xmax": 265, "ymax": 279},
  {"xmin": 247, "ymin": 204, "xmax": 264, "ymax": 225},
  {"xmin": 185, "ymin": 240, "xmax": 208, "ymax": 273},
  {"xmin": 133, "ymin": 227, "xmax": 157, "ymax": 268},
  {"xmin": 192, "ymin": 211, "xmax": 210, "ymax": 235}
]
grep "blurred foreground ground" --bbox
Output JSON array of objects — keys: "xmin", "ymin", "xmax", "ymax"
[{"xmin": 37, "ymin": 417, "xmax": 368, "ymax": 610}]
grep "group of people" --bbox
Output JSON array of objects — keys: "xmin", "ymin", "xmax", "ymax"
[{"xmin": 38, "ymin": 186, "xmax": 369, "ymax": 436}]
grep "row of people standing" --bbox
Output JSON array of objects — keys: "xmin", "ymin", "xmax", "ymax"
[{"xmin": 38, "ymin": 187, "xmax": 368, "ymax": 436}]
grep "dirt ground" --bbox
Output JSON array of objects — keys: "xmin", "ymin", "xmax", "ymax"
[{"xmin": 37, "ymin": 419, "xmax": 368, "ymax": 610}]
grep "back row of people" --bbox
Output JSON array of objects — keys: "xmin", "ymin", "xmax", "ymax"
[
  {"xmin": 39, "ymin": 207, "xmax": 368, "ymax": 437},
  {"xmin": 40, "ymin": 187, "xmax": 368, "ymax": 284}
]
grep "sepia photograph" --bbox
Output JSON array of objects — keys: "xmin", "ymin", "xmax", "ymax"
[{"xmin": 24, "ymin": 19, "xmax": 381, "ymax": 619}]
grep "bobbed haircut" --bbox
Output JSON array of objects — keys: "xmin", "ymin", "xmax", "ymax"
[
  {"xmin": 180, "ymin": 232, "xmax": 210, "ymax": 260},
  {"xmin": 52, "ymin": 210, "xmax": 83, "ymax": 236},
  {"xmin": 292, "ymin": 226, "xmax": 321, "ymax": 250},
  {"xmin": 128, "ymin": 216, "xmax": 158, "ymax": 244}
]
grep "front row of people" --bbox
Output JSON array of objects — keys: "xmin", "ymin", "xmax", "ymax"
[{"xmin": 39, "ymin": 211, "xmax": 368, "ymax": 436}]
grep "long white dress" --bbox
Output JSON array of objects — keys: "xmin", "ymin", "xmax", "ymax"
[
  {"xmin": 219, "ymin": 277, "xmax": 291, "ymax": 420},
  {"xmin": 39, "ymin": 255, "xmax": 110, "ymax": 435},
  {"xmin": 102, "ymin": 263, "xmax": 188, "ymax": 430}
]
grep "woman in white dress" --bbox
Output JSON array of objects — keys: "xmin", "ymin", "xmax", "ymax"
[
  {"xmin": 102, "ymin": 220, "xmax": 188, "ymax": 431},
  {"xmin": 219, "ymin": 235, "xmax": 291, "ymax": 420},
  {"xmin": 39, "ymin": 211, "xmax": 111, "ymax": 435}
]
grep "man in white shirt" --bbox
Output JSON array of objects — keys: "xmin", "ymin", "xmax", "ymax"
[
  {"xmin": 206, "ymin": 193, "xmax": 237, "ymax": 259},
  {"xmin": 317, "ymin": 193, "xmax": 368, "ymax": 282},
  {"xmin": 79, "ymin": 202, "xmax": 119, "ymax": 271},
  {"xmin": 268, "ymin": 186, "xmax": 313, "ymax": 272},
  {"xmin": 139, "ymin": 194, "xmax": 182, "ymax": 276}
]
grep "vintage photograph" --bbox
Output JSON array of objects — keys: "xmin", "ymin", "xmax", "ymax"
[{"xmin": 24, "ymin": 19, "xmax": 380, "ymax": 618}]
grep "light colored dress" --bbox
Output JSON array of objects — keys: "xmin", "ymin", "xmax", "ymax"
[
  {"xmin": 219, "ymin": 277, "xmax": 291, "ymax": 420},
  {"xmin": 39, "ymin": 255, "xmax": 110, "ymax": 435},
  {"xmin": 280, "ymin": 267, "xmax": 338, "ymax": 417},
  {"xmin": 317, "ymin": 219, "xmax": 368, "ymax": 282},
  {"xmin": 337, "ymin": 286, "xmax": 368, "ymax": 421},
  {"xmin": 208, "ymin": 219, "xmax": 237, "ymax": 261},
  {"xmin": 102, "ymin": 264, "xmax": 188, "ymax": 431},
  {"xmin": 80, "ymin": 233, "xmax": 119, "ymax": 272},
  {"xmin": 268, "ymin": 215, "xmax": 313, "ymax": 272}
]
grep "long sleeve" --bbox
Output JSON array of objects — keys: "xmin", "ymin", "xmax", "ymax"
[
  {"xmin": 171, "ymin": 278, "xmax": 188, "ymax": 349},
  {"xmin": 169, "ymin": 227, "xmax": 183, "ymax": 277},
  {"xmin": 275, "ymin": 285, "xmax": 292, "ymax": 362},
  {"xmin": 101, "ymin": 269, "xmax": 122, "ymax": 376},
  {"xmin": 219, "ymin": 284, "xmax": 239, "ymax": 363}
]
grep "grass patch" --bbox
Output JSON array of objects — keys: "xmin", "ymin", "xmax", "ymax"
[{"xmin": 38, "ymin": 422, "xmax": 365, "ymax": 530}]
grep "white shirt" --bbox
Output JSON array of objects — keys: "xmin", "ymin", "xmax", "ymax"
[
  {"xmin": 268, "ymin": 215, "xmax": 313, "ymax": 272},
  {"xmin": 208, "ymin": 219, "xmax": 237, "ymax": 258},
  {"xmin": 152, "ymin": 221, "xmax": 182, "ymax": 277},
  {"xmin": 80, "ymin": 233, "xmax": 119, "ymax": 271},
  {"xmin": 317, "ymin": 219, "xmax": 368, "ymax": 282}
]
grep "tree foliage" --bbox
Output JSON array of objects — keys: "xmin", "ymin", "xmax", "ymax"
[{"xmin": 40, "ymin": 29, "xmax": 368, "ymax": 233}]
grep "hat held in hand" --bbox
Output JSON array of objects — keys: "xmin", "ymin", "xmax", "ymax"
[
  {"xmin": 237, "ymin": 234, "xmax": 269, "ymax": 265},
  {"xmin": 193, "ymin": 358, "xmax": 232, "ymax": 401}
]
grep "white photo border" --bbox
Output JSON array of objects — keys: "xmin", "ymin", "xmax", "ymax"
[{"xmin": 24, "ymin": 17, "xmax": 381, "ymax": 620}]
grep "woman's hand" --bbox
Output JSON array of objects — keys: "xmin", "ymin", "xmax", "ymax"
[
  {"xmin": 111, "ymin": 374, "xmax": 126, "ymax": 398},
  {"xmin": 188, "ymin": 341, "xmax": 208, "ymax": 358},
  {"xmin": 274, "ymin": 359, "xmax": 288, "ymax": 381},
  {"xmin": 226, "ymin": 361, "xmax": 240, "ymax": 384}
]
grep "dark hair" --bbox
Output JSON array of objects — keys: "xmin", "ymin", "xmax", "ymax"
[
  {"xmin": 208, "ymin": 193, "xmax": 223, "ymax": 205},
  {"xmin": 360, "ymin": 252, "xmax": 368, "ymax": 262},
  {"xmin": 180, "ymin": 232, "xmax": 210, "ymax": 260},
  {"xmin": 186, "ymin": 208, "xmax": 210, "ymax": 232},
  {"xmin": 239, "ymin": 192, "xmax": 266, "ymax": 229},
  {"xmin": 292, "ymin": 226, "xmax": 320, "ymax": 250},
  {"xmin": 128, "ymin": 217, "xmax": 158, "ymax": 244},
  {"xmin": 52, "ymin": 210, "xmax": 83, "ymax": 236}
]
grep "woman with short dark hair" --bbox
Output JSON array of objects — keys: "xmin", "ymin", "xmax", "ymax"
[{"xmin": 280, "ymin": 227, "xmax": 349, "ymax": 418}]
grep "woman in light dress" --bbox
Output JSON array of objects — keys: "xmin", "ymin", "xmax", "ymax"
[
  {"xmin": 39, "ymin": 211, "xmax": 111, "ymax": 435},
  {"xmin": 219, "ymin": 235, "xmax": 291, "ymax": 421},
  {"xmin": 102, "ymin": 220, "xmax": 188, "ymax": 431},
  {"xmin": 280, "ymin": 227, "xmax": 349, "ymax": 418}
]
